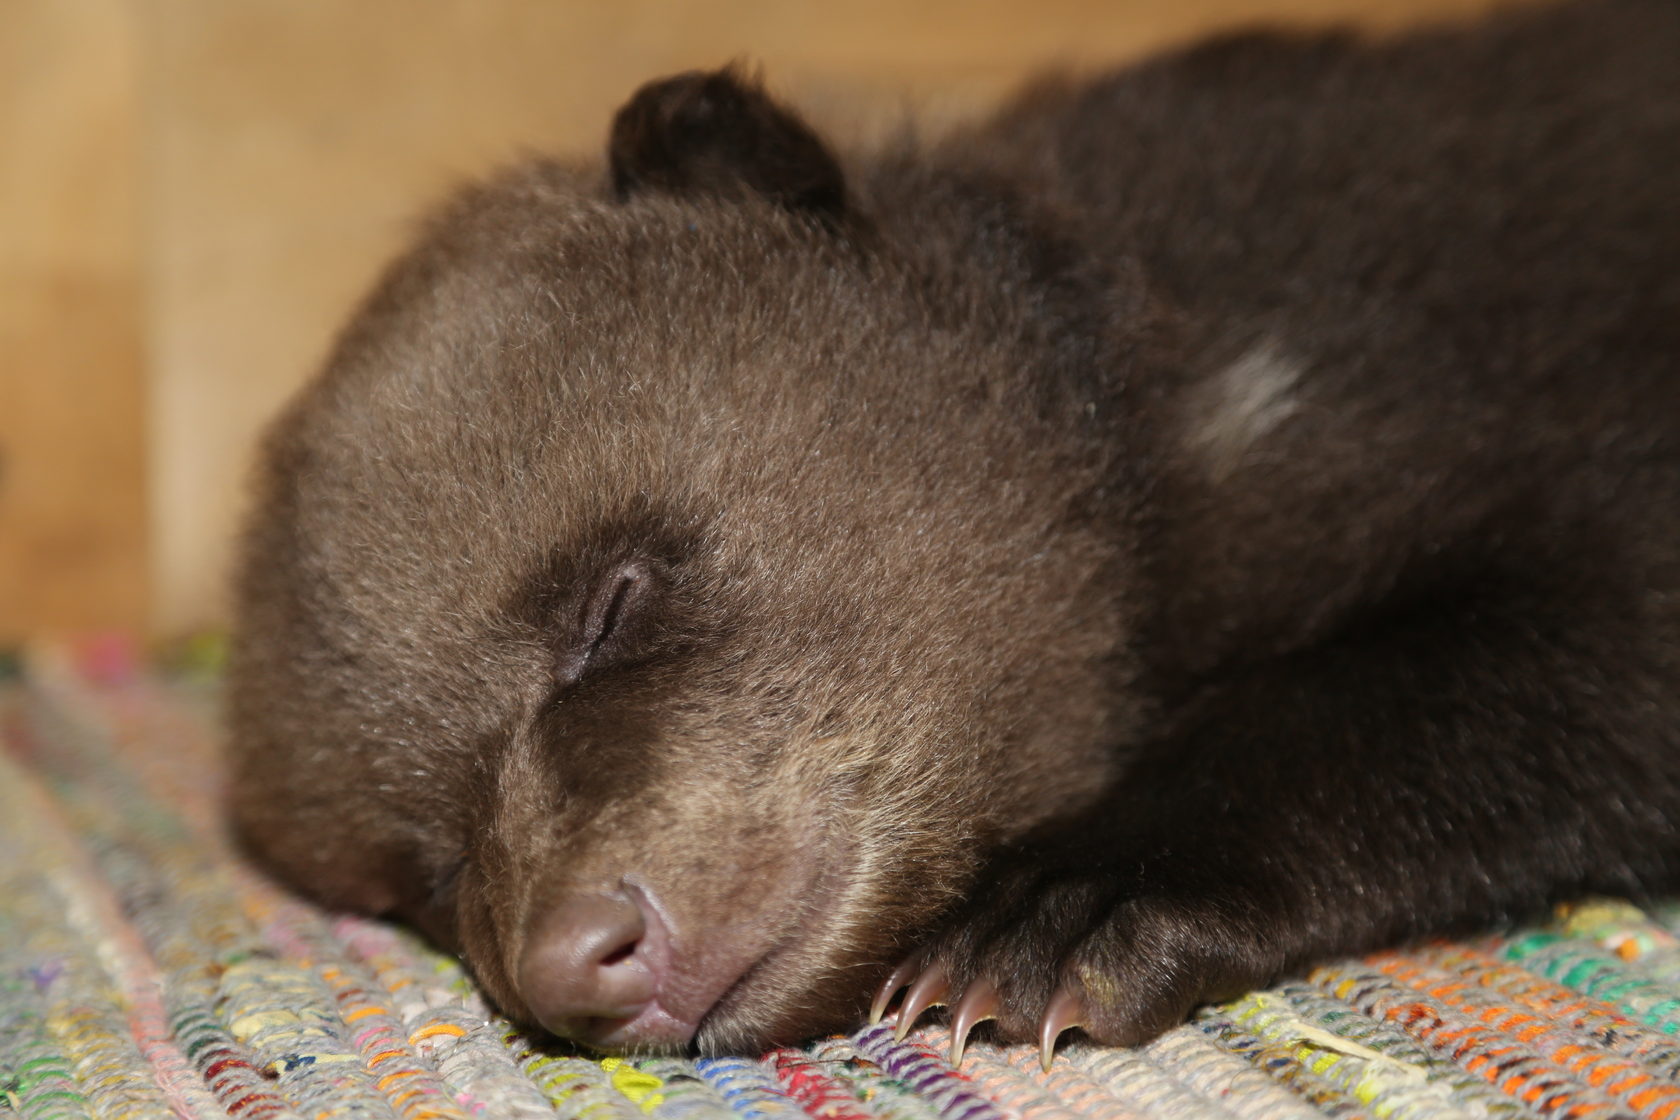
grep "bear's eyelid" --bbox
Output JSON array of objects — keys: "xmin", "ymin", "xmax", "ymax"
[
  {"xmin": 586, "ymin": 562, "xmax": 650, "ymax": 651},
  {"xmin": 553, "ymin": 559, "xmax": 661, "ymax": 687}
]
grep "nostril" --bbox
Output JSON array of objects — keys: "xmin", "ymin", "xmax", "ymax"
[
  {"xmin": 518, "ymin": 889, "xmax": 664, "ymax": 1041},
  {"xmin": 598, "ymin": 940, "xmax": 637, "ymax": 968}
]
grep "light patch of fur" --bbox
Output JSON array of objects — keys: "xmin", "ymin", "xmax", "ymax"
[{"xmin": 1190, "ymin": 341, "xmax": 1303, "ymax": 480}]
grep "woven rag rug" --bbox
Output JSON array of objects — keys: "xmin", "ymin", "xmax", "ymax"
[{"xmin": 7, "ymin": 644, "xmax": 1680, "ymax": 1120}]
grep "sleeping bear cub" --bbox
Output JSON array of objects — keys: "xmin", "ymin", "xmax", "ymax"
[{"xmin": 228, "ymin": 0, "xmax": 1680, "ymax": 1065}]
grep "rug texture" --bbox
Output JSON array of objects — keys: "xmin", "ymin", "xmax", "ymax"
[{"xmin": 6, "ymin": 642, "xmax": 1680, "ymax": 1120}]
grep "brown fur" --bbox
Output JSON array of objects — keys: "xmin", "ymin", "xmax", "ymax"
[{"xmin": 229, "ymin": 0, "xmax": 1680, "ymax": 1053}]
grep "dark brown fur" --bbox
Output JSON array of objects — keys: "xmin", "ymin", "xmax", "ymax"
[{"xmin": 229, "ymin": 0, "xmax": 1680, "ymax": 1054}]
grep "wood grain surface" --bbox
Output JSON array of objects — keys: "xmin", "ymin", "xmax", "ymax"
[{"xmin": 1, "ymin": 0, "xmax": 147, "ymax": 640}]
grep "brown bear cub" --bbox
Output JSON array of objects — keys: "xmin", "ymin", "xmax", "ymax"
[{"xmin": 228, "ymin": 0, "xmax": 1680, "ymax": 1065}]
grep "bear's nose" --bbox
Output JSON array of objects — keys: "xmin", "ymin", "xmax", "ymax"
[{"xmin": 517, "ymin": 889, "xmax": 667, "ymax": 1046}]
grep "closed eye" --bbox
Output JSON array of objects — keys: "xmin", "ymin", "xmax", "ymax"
[
  {"xmin": 553, "ymin": 558, "xmax": 662, "ymax": 687},
  {"xmin": 590, "ymin": 566, "xmax": 645, "ymax": 652}
]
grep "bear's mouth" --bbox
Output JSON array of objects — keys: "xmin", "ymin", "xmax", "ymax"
[
  {"xmin": 558, "ymin": 922, "xmax": 817, "ymax": 1053},
  {"xmin": 688, "ymin": 838, "xmax": 862, "ymax": 1052},
  {"xmin": 515, "ymin": 826, "xmax": 857, "ymax": 1055},
  {"xmin": 689, "ymin": 923, "xmax": 812, "ymax": 1048}
]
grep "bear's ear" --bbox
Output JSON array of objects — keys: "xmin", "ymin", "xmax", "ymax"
[{"xmin": 608, "ymin": 66, "xmax": 846, "ymax": 223}]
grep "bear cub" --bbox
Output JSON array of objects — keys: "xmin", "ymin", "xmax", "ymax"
[{"xmin": 229, "ymin": 0, "xmax": 1680, "ymax": 1064}]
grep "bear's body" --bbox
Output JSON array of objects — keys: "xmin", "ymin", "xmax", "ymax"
[{"xmin": 229, "ymin": 0, "xmax": 1680, "ymax": 1059}]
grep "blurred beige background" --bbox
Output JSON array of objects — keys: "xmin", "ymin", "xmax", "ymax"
[{"xmin": 2, "ymin": 0, "xmax": 1528, "ymax": 642}]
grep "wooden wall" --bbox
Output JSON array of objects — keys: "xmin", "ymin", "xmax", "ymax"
[
  {"xmin": 1, "ymin": 0, "xmax": 1523, "ymax": 641},
  {"xmin": 2, "ymin": 0, "xmax": 146, "ymax": 639}
]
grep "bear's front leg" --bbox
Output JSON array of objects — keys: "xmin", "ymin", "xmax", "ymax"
[
  {"xmin": 878, "ymin": 579, "xmax": 1680, "ymax": 1066},
  {"xmin": 877, "ymin": 817, "xmax": 1299, "ymax": 1064}
]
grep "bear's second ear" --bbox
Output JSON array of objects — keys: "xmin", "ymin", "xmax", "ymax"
[{"xmin": 608, "ymin": 67, "xmax": 846, "ymax": 223}]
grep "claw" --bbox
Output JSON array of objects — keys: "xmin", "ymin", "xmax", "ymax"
[
  {"xmin": 1037, "ymin": 987, "xmax": 1085, "ymax": 1073},
  {"xmin": 947, "ymin": 978, "xmax": 999, "ymax": 1066},
  {"xmin": 892, "ymin": 962, "xmax": 950, "ymax": 1042},
  {"xmin": 870, "ymin": 957, "xmax": 921, "ymax": 1025}
]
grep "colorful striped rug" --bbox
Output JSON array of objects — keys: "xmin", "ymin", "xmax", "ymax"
[{"xmin": 6, "ymin": 640, "xmax": 1680, "ymax": 1120}]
